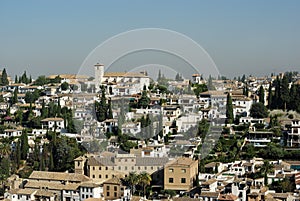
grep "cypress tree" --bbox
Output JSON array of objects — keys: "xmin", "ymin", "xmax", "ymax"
[
  {"xmin": 280, "ymin": 75, "xmax": 290, "ymax": 111},
  {"xmin": 12, "ymin": 88, "xmax": 18, "ymax": 104},
  {"xmin": 259, "ymin": 85, "xmax": 265, "ymax": 105},
  {"xmin": 1, "ymin": 68, "xmax": 9, "ymax": 86},
  {"xmin": 157, "ymin": 69, "xmax": 161, "ymax": 81},
  {"xmin": 226, "ymin": 93, "xmax": 234, "ymax": 124},
  {"xmin": 273, "ymin": 76, "xmax": 281, "ymax": 109},
  {"xmin": 15, "ymin": 140, "xmax": 21, "ymax": 168},
  {"xmin": 96, "ymin": 86, "xmax": 107, "ymax": 122},
  {"xmin": 267, "ymin": 84, "xmax": 273, "ymax": 109},
  {"xmin": 20, "ymin": 130, "xmax": 29, "ymax": 160},
  {"xmin": 41, "ymin": 100, "xmax": 47, "ymax": 118}
]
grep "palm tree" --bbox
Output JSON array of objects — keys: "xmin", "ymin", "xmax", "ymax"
[
  {"xmin": 0, "ymin": 143, "xmax": 11, "ymax": 158},
  {"xmin": 125, "ymin": 172, "xmax": 139, "ymax": 196},
  {"xmin": 260, "ymin": 160, "xmax": 274, "ymax": 185},
  {"xmin": 138, "ymin": 172, "xmax": 152, "ymax": 198}
]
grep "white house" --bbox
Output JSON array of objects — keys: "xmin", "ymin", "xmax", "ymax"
[
  {"xmin": 121, "ymin": 122, "xmax": 141, "ymax": 136},
  {"xmin": 287, "ymin": 119, "xmax": 300, "ymax": 147},
  {"xmin": 232, "ymin": 95, "xmax": 253, "ymax": 117},
  {"xmin": 41, "ymin": 117, "xmax": 65, "ymax": 133},
  {"xmin": 1, "ymin": 129, "xmax": 23, "ymax": 138},
  {"xmin": 79, "ymin": 182, "xmax": 102, "ymax": 201}
]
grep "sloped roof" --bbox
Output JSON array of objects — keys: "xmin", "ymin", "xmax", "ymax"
[
  {"xmin": 41, "ymin": 117, "xmax": 64, "ymax": 122},
  {"xmin": 199, "ymin": 191, "xmax": 219, "ymax": 197},
  {"xmin": 165, "ymin": 157, "xmax": 197, "ymax": 167},
  {"xmin": 136, "ymin": 157, "xmax": 169, "ymax": 166},
  {"xmin": 218, "ymin": 194, "xmax": 238, "ymax": 201},
  {"xmin": 29, "ymin": 171, "xmax": 91, "ymax": 182}
]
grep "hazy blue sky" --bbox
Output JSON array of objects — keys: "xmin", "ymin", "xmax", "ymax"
[{"xmin": 1, "ymin": 0, "xmax": 300, "ymax": 79}]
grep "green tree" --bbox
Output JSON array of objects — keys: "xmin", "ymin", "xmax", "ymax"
[
  {"xmin": 250, "ymin": 102, "xmax": 268, "ymax": 118},
  {"xmin": 272, "ymin": 76, "xmax": 282, "ymax": 109},
  {"xmin": 258, "ymin": 85, "xmax": 265, "ymax": 105},
  {"xmin": 20, "ymin": 130, "xmax": 29, "ymax": 160},
  {"xmin": 0, "ymin": 157, "xmax": 11, "ymax": 188},
  {"xmin": 193, "ymin": 83, "xmax": 208, "ymax": 98},
  {"xmin": 157, "ymin": 69, "xmax": 162, "ymax": 81},
  {"xmin": 267, "ymin": 84, "xmax": 272, "ymax": 109},
  {"xmin": 41, "ymin": 100, "xmax": 47, "ymax": 118},
  {"xmin": 34, "ymin": 75, "xmax": 48, "ymax": 86},
  {"xmin": 260, "ymin": 160, "xmax": 274, "ymax": 185},
  {"xmin": 61, "ymin": 82, "xmax": 69, "ymax": 91},
  {"xmin": 21, "ymin": 71, "xmax": 29, "ymax": 84},
  {"xmin": 12, "ymin": 88, "xmax": 18, "ymax": 104},
  {"xmin": 125, "ymin": 172, "xmax": 139, "ymax": 195},
  {"xmin": 197, "ymin": 119, "xmax": 209, "ymax": 140},
  {"xmin": 1, "ymin": 68, "xmax": 9, "ymax": 86},
  {"xmin": 0, "ymin": 143, "xmax": 11, "ymax": 158},
  {"xmin": 280, "ymin": 75, "xmax": 290, "ymax": 111},
  {"xmin": 138, "ymin": 85, "xmax": 150, "ymax": 109},
  {"xmin": 51, "ymin": 136, "xmax": 84, "ymax": 172},
  {"xmin": 95, "ymin": 86, "xmax": 107, "ymax": 122},
  {"xmin": 226, "ymin": 93, "xmax": 234, "ymax": 124},
  {"xmin": 15, "ymin": 109, "xmax": 23, "ymax": 125},
  {"xmin": 269, "ymin": 177, "xmax": 296, "ymax": 193},
  {"xmin": 138, "ymin": 172, "xmax": 152, "ymax": 197},
  {"xmin": 15, "ymin": 140, "xmax": 21, "ymax": 168}
]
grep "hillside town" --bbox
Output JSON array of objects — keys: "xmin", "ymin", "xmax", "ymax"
[{"xmin": 0, "ymin": 65, "xmax": 300, "ymax": 201}]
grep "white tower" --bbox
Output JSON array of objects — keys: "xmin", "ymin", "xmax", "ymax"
[{"xmin": 94, "ymin": 63, "xmax": 104, "ymax": 90}]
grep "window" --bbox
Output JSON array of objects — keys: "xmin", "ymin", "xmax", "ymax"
[
  {"xmin": 181, "ymin": 169, "xmax": 186, "ymax": 173},
  {"xmin": 99, "ymin": 167, "xmax": 101, "ymax": 170},
  {"xmin": 106, "ymin": 167, "xmax": 108, "ymax": 170},
  {"xmin": 114, "ymin": 192, "xmax": 117, "ymax": 197},
  {"xmin": 92, "ymin": 175, "xmax": 95, "ymax": 178},
  {"xmin": 106, "ymin": 175, "xmax": 108, "ymax": 178},
  {"xmin": 114, "ymin": 186, "xmax": 117, "ymax": 191},
  {"xmin": 169, "ymin": 168, "xmax": 174, "ymax": 173},
  {"xmin": 106, "ymin": 192, "xmax": 110, "ymax": 197},
  {"xmin": 107, "ymin": 186, "xmax": 110, "ymax": 190},
  {"xmin": 169, "ymin": 178, "xmax": 174, "ymax": 183},
  {"xmin": 99, "ymin": 175, "xmax": 102, "ymax": 178},
  {"xmin": 181, "ymin": 178, "xmax": 186, "ymax": 183}
]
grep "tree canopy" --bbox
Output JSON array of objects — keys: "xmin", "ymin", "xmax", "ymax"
[{"xmin": 250, "ymin": 102, "xmax": 268, "ymax": 118}]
